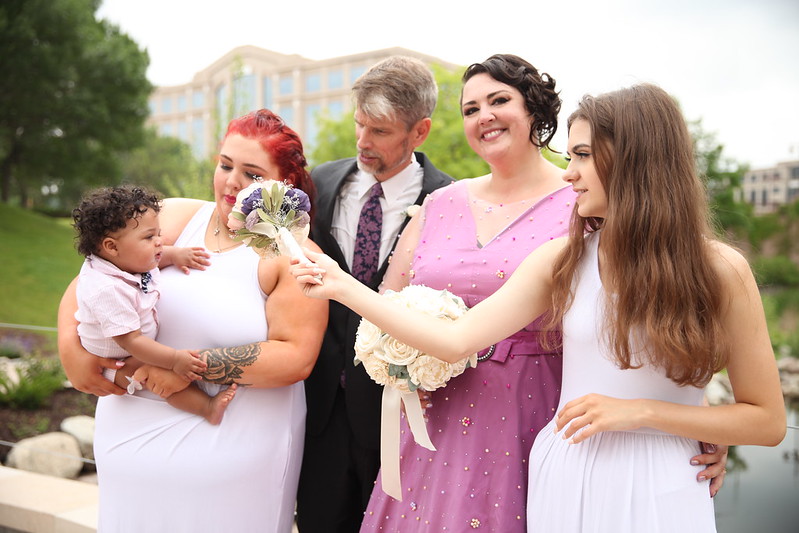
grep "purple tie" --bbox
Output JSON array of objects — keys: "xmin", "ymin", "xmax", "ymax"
[{"xmin": 352, "ymin": 183, "xmax": 383, "ymax": 283}]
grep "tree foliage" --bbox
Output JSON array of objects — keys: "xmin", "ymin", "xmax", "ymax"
[
  {"xmin": 0, "ymin": 0, "xmax": 151, "ymax": 209},
  {"xmin": 689, "ymin": 119, "xmax": 751, "ymax": 237},
  {"xmin": 117, "ymin": 128, "xmax": 214, "ymax": 201}
]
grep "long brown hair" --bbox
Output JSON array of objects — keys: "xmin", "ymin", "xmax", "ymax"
[{"xmin": 546, "ymin": 84, "xmax": 727, "ymax": 386}]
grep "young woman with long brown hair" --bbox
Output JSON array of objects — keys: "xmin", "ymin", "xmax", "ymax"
[{"xmin": 293, "ymin": 83, "xmax": 785, "ymax": 531}]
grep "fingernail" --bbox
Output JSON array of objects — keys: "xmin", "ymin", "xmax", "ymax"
[
  {"xmin": 116, "ymin": 361, "xmax": 125, "ymax": 367},
  {"xmin": 698, "ymin": 475, "xmax": 707, "ymax": 481},
  {"xmin": 690, "ymin": 459, "xmax": 699, "ymax": 466},
  {"xmin": 705, "ymin": 444, "xmax": 717, "ymax": 453}
]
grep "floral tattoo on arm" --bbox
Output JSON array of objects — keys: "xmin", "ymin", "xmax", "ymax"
[{"xmin": 200, "ymin": 343, "xmax": 260, "ymax": 386}]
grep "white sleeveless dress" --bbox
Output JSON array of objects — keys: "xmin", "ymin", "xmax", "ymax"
[
  {"xmin": 527, "ymin": 231, "xmax": 716, "ymax": 532},
  {"xmin": 94, "ymin": 202, "xmax": 305, "ymax": 532}
]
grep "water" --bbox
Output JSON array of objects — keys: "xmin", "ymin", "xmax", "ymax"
[{"xmin": 714, "ymin": 408, "xmax": 799, "ymax": 533}]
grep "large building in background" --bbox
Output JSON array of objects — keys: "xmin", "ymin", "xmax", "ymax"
[
  {"xmin": 742, "ymin": 159, "xmax": 799, "ymax": 214},
  {"xmin": 146, "ymin": 45, "xmax": 455, "ymax": 160}
]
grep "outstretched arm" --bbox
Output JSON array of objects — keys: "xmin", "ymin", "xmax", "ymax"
[{"xmin": 294, "ymin": 237, "xmax": 565, "ymax": 363}]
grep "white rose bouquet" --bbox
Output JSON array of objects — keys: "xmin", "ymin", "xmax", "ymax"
[
  {"xmin": 227, "ymin": 180, "xmax": 311, "ymax": 260},
  {"xmin": 355, "ymin": 284, "xmax": 477, "ymax": 392},
  {"xmin": 355, "ymin": 284, "xmax": 478, "ymax": 501}
]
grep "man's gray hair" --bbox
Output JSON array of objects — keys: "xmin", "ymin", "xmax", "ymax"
[{"xmin": 352, "ymin": 56, "xmax": 438, "ymax": 130}]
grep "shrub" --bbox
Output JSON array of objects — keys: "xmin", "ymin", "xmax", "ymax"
[
  {"xmin": 753, "ymin": 256, "xmax": 799, "ymax": 287},
  {"xmin": 0, "ymin": 357, "xmax": 66, "ymax": 409}
]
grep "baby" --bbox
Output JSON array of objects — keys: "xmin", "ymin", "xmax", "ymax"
[{"xmin": 72, "ymin": 185, "xmax": 236, "ymax": 424}]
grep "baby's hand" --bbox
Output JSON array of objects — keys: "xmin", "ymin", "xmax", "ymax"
[
  {"xmin": 171, "ymin": 349, "xmax": 207, "ymax": 381},
  {"xmin": 163, "ymin": 246, "xmax": 211, "ymax": 274}
]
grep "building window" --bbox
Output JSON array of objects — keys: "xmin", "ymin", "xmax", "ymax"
[
  {"xmin": 279, "ymin": 106, "xmax": 295, "ymax": 128},
  {"xmin": 148, "ymin": 99, "xmax": 158, "ymax": 116},
  {"xmin": 192, "ymin": 90, "xmax": 204, "ymax": 109},
  {"xmin": 177, "ymin": 95, "xmax": 187, "ymax": 112},
  {"xmin": 749, "ymin": 191, "xmax": 756, "ymax": 204},
  {"xmin": 178, "ymin": 121, "xmax": 189, "ymax": 141},
  {"xmin": 305, "ymin": 104, "xmax": 322, "ymax": 147},
  {"xmin": 761, "ymin": 189, "xmax": 767, "ymax": 205},
  {"xmin": 160, "ymin": 123, "xmax": 173, "ymax": 136},
  {"xmin": 161, "ymin": 97, "xmax": 172, "ymax": 114},
  {"xmin": 328, "ymin": 70, "xmax": 343, "ymax": 90},
  {"xmin": 305, "ymin": 73, "xmax": 321, "ymax": 93},
  {"xmin": 328, "ymin": 100, "xmax": 345, "ymax": 119},
  {"xmin": 233, "ymin": 74, "xmax": 256, "ymax": 116},
  {"xmin": 263, "ymin": 77, "xmax": 273, "ymax": 109},
  {"xmin": 350, "ymin": 66, "xmax": 367, "ymax": 84},
  {"xmin": 216, "ymin": 84, "xmax": 228, "ymax": 127},
  {"xmin": 192, "ymin": 117, "xmax": 205, "ymax": 158},
  {"xmin": 279, "ymin": 75, "xmax": 293, "ymax": 95}
]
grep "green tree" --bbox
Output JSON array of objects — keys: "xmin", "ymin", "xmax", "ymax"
[
  {"xmin": 0, "ymin": 0, "xmax": 151, "ymax": 209},
  {"xmin": 689, "ymin": 119, "xmax": 751, "ymax": 237},
  {"xmin": 117, "ymin": 128, "xmax": 213, "ymax": 201}
]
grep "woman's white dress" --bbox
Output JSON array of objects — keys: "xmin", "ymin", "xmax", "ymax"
[
  {"xmin": 94, "ymin": 202, "xmax": 305, "ymax": 532},
  {"xmin": 527, "ymin": 231, "xmax": 716, "ymax": 532}
]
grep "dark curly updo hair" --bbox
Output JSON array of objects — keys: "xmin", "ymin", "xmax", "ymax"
[
  {"xmin": 72, "ymin": 185, "xmax": 161, "ymax": 257},
  {"xmin": 462, "ymin": 54, "xmax": 561, "ymax": 149}
]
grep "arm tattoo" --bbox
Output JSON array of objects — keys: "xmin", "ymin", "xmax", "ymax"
[{"xmin": 200, "ymin": 343, "xmax": 260, "ymax": 386}]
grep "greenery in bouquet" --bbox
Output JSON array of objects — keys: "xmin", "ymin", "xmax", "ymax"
[
  {"xmin": 227, "ymin": 180, "xmax": 311, "ymax": 258},
  {"xmin": 354, "ymin": 285, "xmax": 478, "ymax": 393}
]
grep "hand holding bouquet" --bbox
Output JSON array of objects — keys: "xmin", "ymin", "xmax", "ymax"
[{"xmin": 228, "ymin": 180, "xmax": 311, "ymax": 260}]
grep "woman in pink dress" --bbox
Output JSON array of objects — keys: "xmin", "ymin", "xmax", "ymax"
[{"xmin": 360, "ymin": 53, "xmax": 575, "ymax": 532}]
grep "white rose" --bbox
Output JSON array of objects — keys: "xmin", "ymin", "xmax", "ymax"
[
  {"xmin": 360, "ymin": 354, "xmax": 391, "ymax": 386},
  {"xmin": 354, "ymin": 320, "xmax": 383, "ymax": 362},
  {"xmin": 378, "ymin": 336, "xmax": 420, "ymax": 367},
  {"xmin": 449, "ymin": 355, "xmax": 469, "ymax": 378},
  {"xmin": 386, "ymin": 374, "xmax": 412, "ymax": 394},
  {"xmin": 408, "ymin": 355, "xmax": 454, "ymax": 391}
]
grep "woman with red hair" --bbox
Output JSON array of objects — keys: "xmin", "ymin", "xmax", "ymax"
[{"xmin": 59, "ymin": 109, "xmax": 327, "ymax": 532}]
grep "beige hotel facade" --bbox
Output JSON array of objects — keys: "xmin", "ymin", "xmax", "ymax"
[{"xmin": 146, "ymin": 45, "xmax": 455, "ymax": 160}]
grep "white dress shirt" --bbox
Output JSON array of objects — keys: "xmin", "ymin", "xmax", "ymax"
[{"xmin": 331, "ymin": 154, "xmax": 424, "ymax": 271}]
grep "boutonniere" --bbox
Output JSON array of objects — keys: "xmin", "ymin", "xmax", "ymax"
[{"xmin": 403, "ymin": 204, "xmax": 421, "ymax": 218}]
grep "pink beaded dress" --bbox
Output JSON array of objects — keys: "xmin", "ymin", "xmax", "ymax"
[{"xmin": 360, "ymin": 180, "xmax": 576, "ymax": 532}]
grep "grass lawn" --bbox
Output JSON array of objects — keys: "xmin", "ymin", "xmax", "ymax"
[{"xmin": 0, "ymin": 204, "xmax": 83, "ymax": 328}]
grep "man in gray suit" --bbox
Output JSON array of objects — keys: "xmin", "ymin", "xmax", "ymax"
[{"xmin": 297, "ymin": 56, "xmax": 453, "ymax": 533}]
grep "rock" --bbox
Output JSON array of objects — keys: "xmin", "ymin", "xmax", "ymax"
[
  {"xmin": 5, "ymin": 432, "xmax": 83, "ymax": 479},
  {"xmin": 61, "ymin": 415, "xmax": 96, "ymax": 471},
  {"xmin": 777, "ymin": 356, "xmax": 799, "ymax": 374},
  {"xmin": 705, "ymin": 373, "xmax": 733, "ymax": 406},
  {"xmin": 781, "ymin": 373, "xmax": 799, "ymax": 400}
]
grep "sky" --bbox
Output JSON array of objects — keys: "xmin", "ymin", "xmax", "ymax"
[{"xmin": 96, "ymin": 0, "xmax": 799, "ymax": 169}]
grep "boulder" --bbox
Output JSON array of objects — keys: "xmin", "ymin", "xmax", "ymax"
[
  {"xmin": 5, "ymin": 432, "xmax": 83, "ymax": 479},
  {"xmin": 61, "ymin": 415, "xmax": 96, "ymax": 471}
]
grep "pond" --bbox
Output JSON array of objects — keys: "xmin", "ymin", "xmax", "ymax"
[{"xmin": 714, "ymin": 407, "xmax": 799, "ymax": 533}]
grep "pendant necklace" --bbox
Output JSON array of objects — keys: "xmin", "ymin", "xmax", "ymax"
[{"xmin": 213, "ymin": 211, "xmax": 240, "ymax": 253}]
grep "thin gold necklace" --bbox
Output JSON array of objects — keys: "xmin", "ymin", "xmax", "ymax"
[{"xmin": 212, "ymin": 211, "xmax": 240, "ymax": 253}]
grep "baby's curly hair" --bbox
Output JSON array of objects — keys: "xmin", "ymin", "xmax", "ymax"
[{"xmin": 72, "ymin": 185, "xmax": 161, "ymax": 257}]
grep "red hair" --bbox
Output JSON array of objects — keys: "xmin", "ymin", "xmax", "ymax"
[{"xmin": 225, "ymin": 109, "xmax": 317, "ymax": 220}]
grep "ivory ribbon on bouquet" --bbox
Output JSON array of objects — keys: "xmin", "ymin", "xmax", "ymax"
[{"xmin": 380, "ymin": 386, "xmax": 436, "ymax": 501}]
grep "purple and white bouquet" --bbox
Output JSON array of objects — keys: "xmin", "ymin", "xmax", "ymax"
[{"xmin": 228, "ymin": 180, "xmax": 311, "ymax": 259}]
